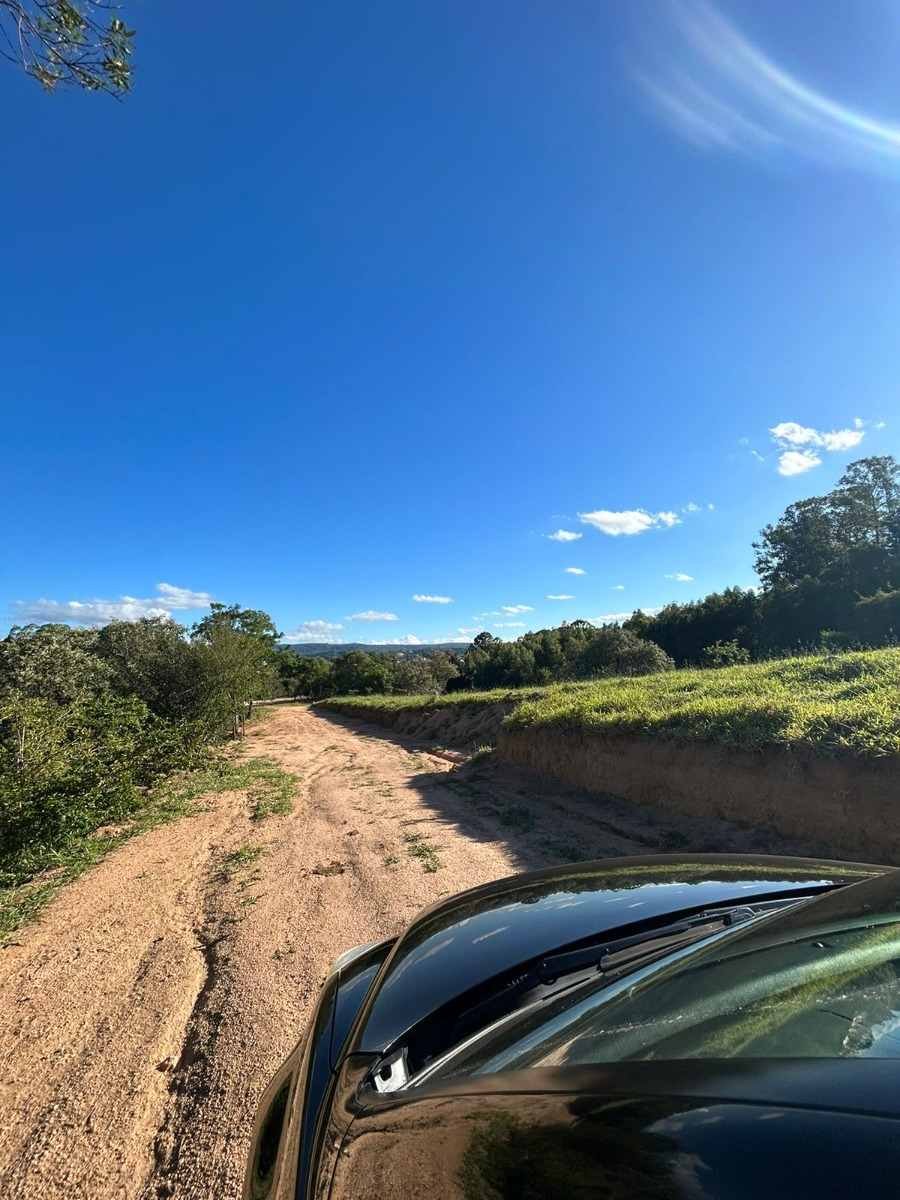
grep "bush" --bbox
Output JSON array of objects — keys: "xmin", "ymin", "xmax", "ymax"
[
  {"xmin": 571, "ymin": 626, "xmax": 674, "ymax": 680},
  {"xmin": 702, "ymin": 639, "xmax": 751, "ymax": 668}
]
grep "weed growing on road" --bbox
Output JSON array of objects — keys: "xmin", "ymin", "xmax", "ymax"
[
  {"xmin": 541, "ymin": 837, "xmax": 585, "ymax": 863},
  {"xmin": 0, "ymin": 791, "xmax": 194, "ymax": 943},
  {"xmin": 384, "ymin": 854, "xmax": 399, "ymax": 867},
  {"xmin": 403, "ymin": 756, "xmax": 428, "ymax": 772},
  {"xmin": 499, "ymin": 804, "xmax": 537, "ymax": 833},
  {"xmin": 220, "ymin": 843, "xmax": 266, "ymax": 881},
  {"xmin": 402, "ymin": 832, "xmax": 443, "ymax": 873},
  {"xmin": 162, "ymin": 756, "xmax": 297, "ymax": 816},
  {"xmin": 470, "ymin": 745, "xmax": 494, "ymax": 762}
]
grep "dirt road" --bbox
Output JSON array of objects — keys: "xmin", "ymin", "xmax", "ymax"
[{"xmin": 0, "ymin": 703, "xmax": 825, "ymax": 1199}]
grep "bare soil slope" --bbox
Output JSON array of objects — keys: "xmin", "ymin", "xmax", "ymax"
[{"xmin": 0, "ymin": 704, "xmax": 832, "ymax": 1199}]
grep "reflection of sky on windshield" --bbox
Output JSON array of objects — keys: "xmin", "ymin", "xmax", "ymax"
[{"xmin": 857, "ymin": 1011, "xmax": 900, "ymax": 1056}]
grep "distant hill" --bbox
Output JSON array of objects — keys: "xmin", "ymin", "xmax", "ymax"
[{"xmin": 281, "ymin": 642, "xmax": 468, "ymax": 660}]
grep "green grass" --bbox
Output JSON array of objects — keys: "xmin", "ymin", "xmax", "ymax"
[
  {"xmin": 0, "ymin": 755, "xmax": 296, "ymax": 943},
  {"xmin": 162, "ymin": 755, "xmax": 298, "ymax": 820},
  {"xmin": 498, "ymin": 804, "xmax": 537, "ymax": 833},
  {"xmin": 0, "ymin": 791, "xmax": 194, "ymax": 943},
  {"xmin": 220, "ymin": 842, "xmax": 266, "ymax": 880},
  {"xmin": 506, "ymin": 649, "xmax": 900, "ymax": 758},
  {"xmin": 322, "ymin": 650, "xmax": 900, "ymax": 760},
  {"xmin": 318, "ymin": 687, "xmax": 542, "ymax": 714},
  {"xmin": 402, "ymin": 831, "xmax": 443, "ymax": 872}
]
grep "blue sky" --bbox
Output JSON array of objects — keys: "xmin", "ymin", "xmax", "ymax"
[{"xmin": 3, "ymin": 0, "xmax": 898, "ymax": 644}]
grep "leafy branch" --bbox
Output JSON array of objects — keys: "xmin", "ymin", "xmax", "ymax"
[{"xmin": 0, "ymin": 0, "xmax": 134, "ymax": 95}]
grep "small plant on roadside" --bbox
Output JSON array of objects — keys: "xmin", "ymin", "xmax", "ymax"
[
  {"xmin": 470, "ymin": 744, "xmax": 494, "ymax": 763},
  {"xmin": 403, "ymin": 831, "xmax": 443, "ymax": 873},
  {"xmin": 499, "ymin": 804, "xmax": 537, "ymax": 833},
  {"xmin": 220, "ymin": 843, "xmax": 266, "ymax": 881}
]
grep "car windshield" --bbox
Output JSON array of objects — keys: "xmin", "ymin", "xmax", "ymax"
[{"xmin": 422, "ymin": 875, "xmax": 900, "ymax": 1082}]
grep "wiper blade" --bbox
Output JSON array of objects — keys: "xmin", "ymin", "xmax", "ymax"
[
  {"xmin": 449, "ymin": 898, "xmax": 800, "ymax": 1043},
  {"xmin": 540, "ymin": 898, "xmax": 796, "ymax": 981}
]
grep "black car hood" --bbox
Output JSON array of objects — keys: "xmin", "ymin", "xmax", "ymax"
[{"xmin": 349, "ymin": 854, "xmax": 883, "ymax": 1054}]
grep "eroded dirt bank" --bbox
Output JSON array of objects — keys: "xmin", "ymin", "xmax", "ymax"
[
  {"xmin": 0, "ymin": 703, "xmax": 848, "ymax": 1199},
  {"xmin": 499, "ymin": 728, "xmax": 900, "ymax": 867},
  {"xmin": 320, "ymin": 698, "xmax": 900, "ymax": 867},
  {"xmin": 320, "ymin": 698, "xmax": 514, "ymax": 749}
]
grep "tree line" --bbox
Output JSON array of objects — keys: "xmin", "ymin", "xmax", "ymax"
[
  {"xmin": 625, "ymin": 455, "xmax": 900, "ymax": 665},
  {"xmin": 0, "ymin": 603, "xmax": 282, "ymax": 888},
  {"xmin": 281, "ymin": 454, "xmax": 900, "ymax": 697},
  {"xmin": 278, "ymin": 621, "xmax": 673, "ymax": 698}
]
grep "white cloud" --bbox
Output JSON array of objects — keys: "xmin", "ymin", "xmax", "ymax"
[
  {"xmin": 346, "ymin": 610, "xmax": 398, "ymax": 622},
  {"xmin": 664, "ymin": 572, "xmax": 694, "ymax": 582},
  {"xmin": 750, "ymin": 449, "xmax": 766, "ymax": 463},
  {"xmin": 457, "ymin": 627, "xmax": 480, "ymax": 635},
  {"xmin": 13, "ymin": 597, "xmax": 169, "ymax": 625},
  {"xmin": 854, "ymin": 417, "xmax": 864, "ymax": 429},
  {"xmin": 546, "ymin": 529, "xmax": 582, "ymax": 542},
  {"xmin": 501, "ymin": 605, "xmax": 533, "ymax": 615},
  {"xmin": 578, "ymin": 509, "xmax": 682, "ymax": 536},
  {"xmin": 565, "ymin": 567, "xmax": 586, "ymax": 575},
  {"xmin": 682, "ymin": 502, "xmax": 701, "ymax": 513},
  {"xmin": 770, "ymin": 421, "xmax": 864, "ymax": 453},
  {"xmin": 364, "ymin": 634, "xmax": 424, "ymax": 645},
  {"xmin": 875, "ymin": 421, "xmax": 886, "ymax": 430},
  {"xmin": 777, "ymin": 449, "xmax": 822, "ymax": 477},
  {"xmin": 611, "ymin": 584, "xmax": 625, "ymax": 591},
  {"xmin": 281, "ymin": 620, "xmax": 346, "ymax": 643},
  {"xmin": 155, "ymin": 584, "xmax": 214, "ymax": 609},
  {"xmin": 412, "ymin": 594, "xmax": 453, "ymax": 604},
  {"xmin": 12, "ymin": 583, "xmax": 214, "ymax": 627},
  {"xmin": 633, "ymin": 0, "xmax": 900, "ymax": 173},
  {"xmin": 547, "ymin": 594, "xmax": 575, "ymax": 600},
  {"xmin": 494, "ymin": 621, "xmax": 526, "ymax": 628}
]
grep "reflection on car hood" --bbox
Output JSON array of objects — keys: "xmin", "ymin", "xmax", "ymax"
[{"xmin": 350, "ymin": 854, "xmax": 884, "ymax": 1053}]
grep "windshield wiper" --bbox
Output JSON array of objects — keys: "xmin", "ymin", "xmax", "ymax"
[{"xmin": 448, "ymin": 898, "xmax": 800, "ymax": 1044}]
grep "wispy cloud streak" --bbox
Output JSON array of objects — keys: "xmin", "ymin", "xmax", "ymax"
[{"xmin": 633, "ymin": 0, "xmax": 900, "ymax": 171}]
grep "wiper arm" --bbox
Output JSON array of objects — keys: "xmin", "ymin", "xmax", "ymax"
[
  {"xmin": 539, "ymin": 899, "xmax": 794, "ymax": 981},
  {"xmin": 450, "ymin": 899, "xmax": 799, "ymax": 1044}
]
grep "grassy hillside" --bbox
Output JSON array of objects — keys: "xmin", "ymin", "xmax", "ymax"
[{"xmin": 322, "ymin": 648, "xmax": 900, "ymax": 759}]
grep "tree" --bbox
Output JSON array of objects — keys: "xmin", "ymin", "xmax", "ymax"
[
  {"xmin": 753, "ymin": 496, "xmax": 836, "ymax": 590},
  {"xmin": 192, "ymin": 603, "xmax": 282, "ymax": 648},
  {"xmin": 95, "ymin": 616, "xmax": 209, "ymax": 725},
  {"xmin": 392, "ymin": 655, "xmax": 438, "ymax": 696},
  {"xmin": 331, "ymin": 651, "xmax": 393, "ymax": 697},
  {"xmin": 753, "ymin": 456, "xmax": 900, "ymax": 594},
  {"xmin": 191, "ymin": 605, "xmax": 281, "ymax": 736},
  {"xmin": 292, "ymin": 656, "xmax": 334, "ymax": 700},
  {"xmin": 1, "ymin": 0, "xmax": 135, "ymax": 94},
  {"xmin": 625, "ymin": 588, "xmax": 759, "ymax": 666},
  {"xmin": 0, "ymin": 623, "xmax": 109, "ymax": 703},
  {"xmin": 701, "ymin": 639, "xmax": 750, "ymax": 669}
]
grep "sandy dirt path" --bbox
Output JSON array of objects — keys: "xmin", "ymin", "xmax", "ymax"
[{"xmin": 0, "ymin": 703, "xmax": 824, "ymax": 1200}]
